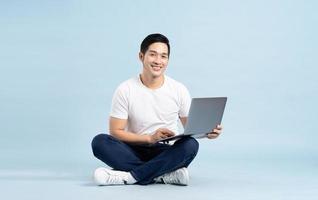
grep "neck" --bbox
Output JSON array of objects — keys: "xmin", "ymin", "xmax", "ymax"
[{"xmin": 140, "ymin": 73, "xmax": 164, "ymax": 89}]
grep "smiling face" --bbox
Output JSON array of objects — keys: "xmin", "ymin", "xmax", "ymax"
[{"xmin": 139, "ymin": 42, "xmax": 169, "ymax": 79}]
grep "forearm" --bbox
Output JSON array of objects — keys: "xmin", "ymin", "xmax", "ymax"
[{"xmin": 110, "ymin": 129, "xmax": 151, "ymax": 145}]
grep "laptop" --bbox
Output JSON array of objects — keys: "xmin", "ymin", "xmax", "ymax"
[{"xmin": 159, "ymin": 97, "xmax": 227, "ymax": 142}]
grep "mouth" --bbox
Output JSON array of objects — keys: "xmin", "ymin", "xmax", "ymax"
[{"xmin": 151, "ymin": 65, "xmax": 162, "ymax": 71}]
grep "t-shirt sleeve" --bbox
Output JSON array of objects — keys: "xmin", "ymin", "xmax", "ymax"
[
  {"xmin": 109, "ymin": 85, "xmax": 129, "ymax": 119},
  {"xmin": 179, "ymin": 84, "xmax": 191, "ymax": 118}
]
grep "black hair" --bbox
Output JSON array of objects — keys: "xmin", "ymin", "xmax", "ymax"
[{"xmin": 140, "ymin": 33, "xmax": 170, "ymax": 56}]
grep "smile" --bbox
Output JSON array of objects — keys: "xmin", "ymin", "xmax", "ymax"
[{"xmin": 151, "ymin": 65, "xmax": 162, "ymax": 71}]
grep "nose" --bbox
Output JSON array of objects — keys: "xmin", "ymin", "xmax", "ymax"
[{"xmin": 153, "ymin": 55, "xmax": 162, "ymax": 64}]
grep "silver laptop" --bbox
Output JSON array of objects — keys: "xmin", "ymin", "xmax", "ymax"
[{"xmin": 159, "ymin": 97, "xmax": 227, "ymax": 142}]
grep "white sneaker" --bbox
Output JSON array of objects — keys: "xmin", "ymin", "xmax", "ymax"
[
  {"xmin": 93, "ymin": 167, "xmax": 130, "ymax": 185},
  {"xmin": 154, "ymin": 167, "xmax": 189, "ymax": 186}
]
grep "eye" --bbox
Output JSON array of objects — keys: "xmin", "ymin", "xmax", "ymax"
[{"xmin": 162, "ymin": 55, "xmax": 168, "ymax": 59}]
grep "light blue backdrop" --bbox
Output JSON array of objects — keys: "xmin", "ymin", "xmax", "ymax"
[{"xmin": 0, "ymin": 0, "xmax": 317, "ymax": 178}]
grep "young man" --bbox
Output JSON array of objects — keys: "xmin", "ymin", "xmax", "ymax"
[{"xmin": 91, "ymin": 33, "xmax": 222, "ymax": 186}]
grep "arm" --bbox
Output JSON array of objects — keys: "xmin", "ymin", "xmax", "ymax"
[
  {"xmin": 179, "ymin": 117, "xmax": 187, "ymax": 128},
  {"xmin": 109, "ymin": 117, "xmax": 175, "ymax": 145},
  {"xmin": 109, "ymin": 117, "xmax": 150, "ymax": 145}
]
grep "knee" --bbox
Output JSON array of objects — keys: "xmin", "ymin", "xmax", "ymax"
[
  {"xmin": 180, "ymin": 137, "xmax": 199, "ymax": 157},
  {"xmin": 91, "ymin": 134, "xmax": 110, "ymax": 157}
]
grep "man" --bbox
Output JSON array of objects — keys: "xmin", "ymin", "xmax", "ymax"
[{"xmin": 91, "ymin": 33, "xmax": 222, "ymax": 186}]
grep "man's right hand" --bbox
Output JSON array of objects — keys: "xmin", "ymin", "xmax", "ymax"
[{"xmin": 148, "ymin": 128, "xmax": 175, "ymax": 144}]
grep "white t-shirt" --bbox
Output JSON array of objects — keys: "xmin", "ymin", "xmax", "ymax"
[{"xmin": 110, "ymin": 75, "xmax": 191, "ymax": 135}]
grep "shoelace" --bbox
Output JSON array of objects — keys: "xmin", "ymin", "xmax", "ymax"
[
  {"xmin": 105, "ymin": 172, "xmax": 125, "ymax": 184},
  {"xmin": 162, "ymin": 170, "xmax": 182, "ymax": 184}
]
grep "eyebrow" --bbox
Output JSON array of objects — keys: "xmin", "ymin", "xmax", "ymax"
[{"xmin": 148, "ymin": 50, "xmax": 168, "ymax": 56}]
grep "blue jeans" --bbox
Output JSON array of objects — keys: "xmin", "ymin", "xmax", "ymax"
[{"xmin": 91, "ymin": 134, "xmax": 199, "ymax": 185}]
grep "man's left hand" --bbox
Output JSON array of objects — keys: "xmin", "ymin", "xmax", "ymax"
[{"xmin": 207, "ymin": 125, "xmax": 223, "ymax": 139}]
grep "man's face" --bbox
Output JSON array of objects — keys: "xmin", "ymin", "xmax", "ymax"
[{"xmin": 139, "ymin": 42, "xmax": 169, "ymax": 78}]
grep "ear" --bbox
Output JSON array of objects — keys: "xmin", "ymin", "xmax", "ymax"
[{"xmin": 139, "ymin": 52, "xmax": 144, "ymax": 61}]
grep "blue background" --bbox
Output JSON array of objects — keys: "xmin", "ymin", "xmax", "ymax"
[{"xmin": 0, "ymin": 0, "xmax": 317, "ymax": 199}]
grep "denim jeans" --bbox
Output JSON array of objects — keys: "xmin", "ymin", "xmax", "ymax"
[{"xmin": 91, "ymin": 134, "xmax": 199, "ymax": 185}]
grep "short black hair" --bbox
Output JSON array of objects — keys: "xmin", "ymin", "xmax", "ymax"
[{"xmin": 140, "ymin": 33, "xmax": 170, "ymax": 56}]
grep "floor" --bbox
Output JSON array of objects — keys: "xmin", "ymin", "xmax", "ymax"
[{"xmin": 1, "ymin": 153, "xmax": 317, "ymax": 200}]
